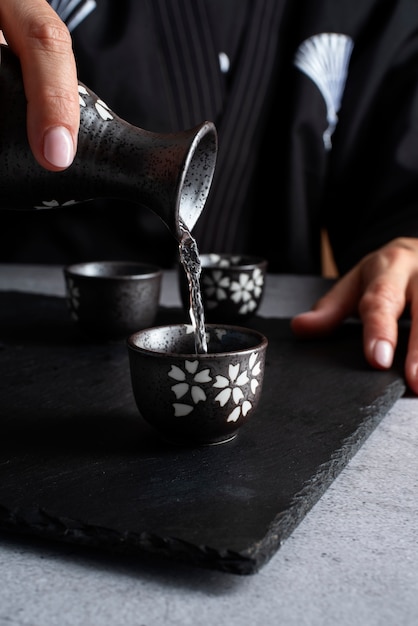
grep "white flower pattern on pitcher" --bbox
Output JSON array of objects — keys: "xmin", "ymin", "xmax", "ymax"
[
  {"xmin": 95, "ymin": 99, "xmax": 113, "ymax": 121},
  {"xmin": 78, "ymin": 86, "xmax": 114, "ymax": 121},
  {"xmin": 78, "ymin": 85, "xmax": 88, "ymax": 106},
  {"xmin": 34, "ymin": 199, "xmax": 78, "ymax": 209},
  {"xmin": 34, "ymin": 87, "xmax": 114, "ymax": 210}
]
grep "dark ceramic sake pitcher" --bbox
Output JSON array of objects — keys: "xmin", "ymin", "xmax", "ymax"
[{"xmin": 0, "ymin": 45, "xmax": 217, "ymax": 241}]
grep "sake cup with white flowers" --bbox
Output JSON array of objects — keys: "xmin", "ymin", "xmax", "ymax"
[
  {"xmin": 178, "ymin": 253, "xmax": 268, "ymax": 324},
  {"xmin": 127, "ymin": 323, "xmax": 268, "ymax": 446}
]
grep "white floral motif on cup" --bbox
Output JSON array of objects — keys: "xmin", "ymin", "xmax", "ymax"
[
  {"xmin": 203, "ymin": 266, "xmax": 264, "ymax": 315},
  {"xmin": 168, "ymin": 352, "xmax": 261, "ymax": 421},
  {"xmin": 213, "ymin": 352, "xmax": 261, "ymax": 423},
  {"xmin": 229, "ymin": 272, "xmax": 257, "ymax": 315},
  {"xmin": 202, "ymin": 271, "xmax": 230, "ymax": 309},
  {"xmin": 168, "ymin": 360, "xmax": 212, "ymax": 416}
]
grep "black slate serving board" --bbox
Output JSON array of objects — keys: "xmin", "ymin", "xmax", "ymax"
[{"xmin": 0, "ymin": 291, "xmax": 407, "ymax": 574}]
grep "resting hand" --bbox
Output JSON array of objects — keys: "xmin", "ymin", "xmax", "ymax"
[
  {"xmin": 291, "ymin": 237, "xmax": 418, "ymax": 394},
  {"xmin": 0, "ymin": 0, "xmax": 79, "ymax": 170}
]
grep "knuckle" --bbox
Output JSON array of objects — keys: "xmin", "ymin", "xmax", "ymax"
[
  {"xmin": 362, "ymin": 238, "xmax": 416, "ymax": 274},
  {"xmin": 27, "ymin": 17, "xmax": 72, "ymax": 53},
  {"xmin": 363, "ymin": 245, "xmax": 403, "ymax": 273},
  {"xmin": 358, "ymin": 279, "xmax": 402, "ymax": 317},
  {"xmin": 390, "ymin": 236, "xmax": 418, "ymax": 253},
  {"xmin": 41, "ymin": 80, "xmax": 79, "ymax": 103},
  {"xmin": 43, "ymin": 88, "xmax": 80, "ymax": 118}
]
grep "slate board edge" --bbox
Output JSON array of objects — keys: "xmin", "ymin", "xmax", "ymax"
[{"xmin": 247, "ymin": 376, "xmax": 406, "ymax": 573}]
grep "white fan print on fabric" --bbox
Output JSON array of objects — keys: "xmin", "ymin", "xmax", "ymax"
[
  {"xmin": 294, "ymin": 33, "xmax": 354, "ymax": 150},
  {"xmin": 49, "ymin": 0, "xmax": 97, "ymax": 32}
]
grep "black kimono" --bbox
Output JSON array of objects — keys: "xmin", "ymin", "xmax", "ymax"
[{"xmin": 3, "ymin": 0, "xmax": 418, "ymax": 273}]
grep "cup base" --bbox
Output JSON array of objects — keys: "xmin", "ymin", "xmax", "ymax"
[{"xmin": 160, "ymin": 431, "xmax": 238, "ymax": 448}]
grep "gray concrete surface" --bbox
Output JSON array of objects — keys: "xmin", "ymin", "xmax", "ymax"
[{"xmin": 0, "ymin": 265, "xmax": 417, "ymax": 626}]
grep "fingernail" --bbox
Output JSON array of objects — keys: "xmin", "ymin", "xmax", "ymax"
[
  {"xmin": 43, "ymin": 126, "xmax": 74, "ymax": 168},
  {"xmin": 373, "ymin": 339, "xmax": 393, "ymax": 368}
]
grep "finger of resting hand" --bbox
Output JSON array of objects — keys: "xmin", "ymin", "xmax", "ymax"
[
  {"xmin": 359, "ymin": 239, "xmax": 418, "ymax": 371},
  {"xmin": 0, "ymin": 1, "xmax": 79, "ymax": 170},
  {"xmin": 360, "ymin": 270, "xmax": 408, "ymax": 369},
  {"xmin": 404, "ymin": 281, "xmax": 418, "ymax": 393},
  {"xmin": 291, "ymin": 268, "xmax": 362, "ymax": 337}
]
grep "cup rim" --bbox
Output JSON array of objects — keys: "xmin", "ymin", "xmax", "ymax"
[
  {"xmin": 64, "ymin": 260, "xmax": 162, "ymax": 280},
  {"xmin": 127, "ymin": 323, "xmax": 268, "ymax": 357},
  {"xmin": 198, "ymin": 253, "xmax": 268, "ymax": 270}
]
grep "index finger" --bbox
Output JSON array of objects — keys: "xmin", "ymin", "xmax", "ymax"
[{"xmin": 0, "ymin": 0, "xmax": 79, "ymax": 170}]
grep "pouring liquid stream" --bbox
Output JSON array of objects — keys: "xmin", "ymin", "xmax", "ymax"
[{"xmin": 178, "ymin": 223, "xmax": 208, "ymax": 354}]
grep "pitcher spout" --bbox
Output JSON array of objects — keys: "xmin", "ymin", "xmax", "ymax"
[{"xmin": 174, "ymin": 121, "xmax": 217, "ymax": 240}]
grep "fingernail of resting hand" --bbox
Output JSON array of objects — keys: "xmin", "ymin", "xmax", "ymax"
[
  {"xmin": 373, "ymin": 339, "xmax": 393, "ymax": 368},
  {"xmin": 43, "ymin": 126, "xmax": 74, "ymax": 168}
]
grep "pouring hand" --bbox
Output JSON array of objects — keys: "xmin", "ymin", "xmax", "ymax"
[
  {"xmin": 291, "ymin": 237, "xmax": 418, "ymax": 394},
  {"xmin": 0, "ymin": 0, "xmax": 78, "ymax": 170}
]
